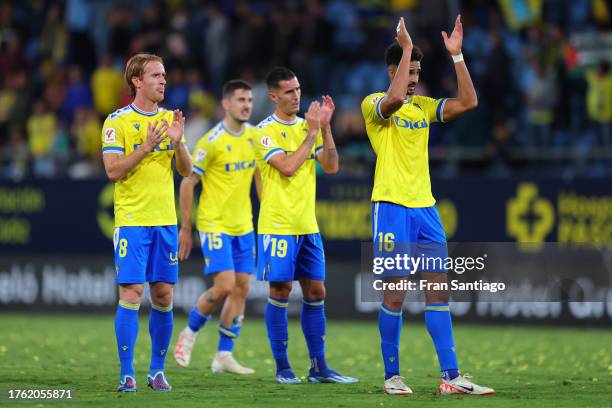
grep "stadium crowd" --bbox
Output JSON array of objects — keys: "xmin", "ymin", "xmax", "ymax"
[{"xmin": 0, "ymin": 0, "xmax": 610, "ymax": 180}]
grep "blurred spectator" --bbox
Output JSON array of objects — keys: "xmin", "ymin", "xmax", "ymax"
[
  {"xmin": 68, "ymin": 107, "xmax": 102, "ymax": 179},
  {"xmin": 5, "ymin": 71, "xmax": 31, "ymax": 128},
  {"xmin": 183, "ymin": 68, "xmax": 216, "ymax": 150},
  {"xmin": 39, "ymin": 3, "xmax": 68, "ymax": 64},
  {"xmin": 137, "ymin": 2, "xmax": 165, "ymax": 55},
  {"xmin": 524, "ymin": 59, "xmax": 558, "ymax": 147},
  {"xmin": 0, "ymin": 0, "xmax": 609, "ymax": 180},
  {"xmin": 239, "ymin": 67, "xmax": 274, "ymax": 124},
  {"xmin": 1, "ymin": 127, "xmax": 28, "ymax": 181},
  {"xmin": 61, "ymin": 65, "xmax": 93, "ymax": 123},
  {"xmin": 91, "ymin": 55, "xmax": 124, "ymax": 116},
  {"xmin": 203, "ymin": 3, "xmax": 230, "ymax": 94},
  {"xmin": 325, "ymin": 0, "xmax": 366, "ymax": 60},
  {"xmin": 27, "ymin": 100, "xmax": 57, "ymax": 178},
  {"xmin": 165, "ymin": 67, "xmax": 190, "ymax": 112},
  {"xmin": 108, "ymin": 7, "xmax": 133, "ymax": 59},
  {"xmin": 0, "ymin": 33, "xmax": 28, "ymax": 78},
  {"xmin": 42, "ymin": 65, "xmax": 67, "ymax": 114},
  {"xmin": 0, "ymin": 78, "xmax": 17, "ymax": 136},
  {"xmin": 585, "ymin": 61, "xmax": 612, "ymax": 146},
  {"xmin": 65, "ymin": 0, "xmax": 96, "ymax": 71},
  {"xmin": 292, "ymin": 0, "xmax": 333, "ymax": 95}
]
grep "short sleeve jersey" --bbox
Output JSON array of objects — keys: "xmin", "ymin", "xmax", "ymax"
[
  {"xmin": 101, "ymin": 104, "xmax": 179, "ymax": 227},
  {"xmin": 191, "ymin": 122, "xmax": 256, "ymax": 235},
  {"xmin": 253, "ymin": 114, "xmax": 323, "ymax": 235},
  {"xmin": 361, "ymin": 93, "xmax": 447, "ymax": 208}
]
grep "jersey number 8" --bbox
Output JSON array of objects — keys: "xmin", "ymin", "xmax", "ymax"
[{"xmin": 118, "ymin": 239, "xmax": 128, "ymax": 257}]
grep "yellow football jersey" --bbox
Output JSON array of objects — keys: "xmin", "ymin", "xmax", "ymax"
[
  {"xmin": 192, "ymin": 122, "xmax": 256, "ymax": 235},
  {"xmin": 361, "ymin": 92, "xmax": 447, "ymax": 208},
  {"xmin": 254, "ymin": 114, "xmax": 323, "ymax": 235},
  {"xmin": 101, "ymin": 104, "xmax": 178, "ymax": 227}
]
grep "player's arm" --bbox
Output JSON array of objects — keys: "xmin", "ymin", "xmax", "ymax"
[
  {"xmin": 163, "ymin": 109, "xmax": 192, "ymax": 177},
  {"xmin": 267, "ymin": 101, "xmax": 321, "ymax": 177},
  {"xmin": 440, "ymin": 15, "xmax": 478, "ymax": 122},
  {"xmin": 316, "ymin": 95, "xmax": 339, "ymax": 174},
  {"xmin": 253, "ymin": 167, "xmax": 263, "ymax": 201},
  {"xmin": 178, "ymin": 173, "xmax": 200, "ymax": 260},
  {"xmin": 379, "ymin": 17, "xmax": 413, "ymax": 118},
  {"xmin": 103, "ymin": 121, "xmax": 166, "ymax": 182}
]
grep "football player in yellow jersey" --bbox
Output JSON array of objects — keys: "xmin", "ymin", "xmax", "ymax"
[
  {"xmin": 362, "ymin": 17, "xmax": 494, "ymax": 396},
  {"xmin": 254, "ymin": 67, "xmax": 357, "ymax": 385},
  {"xmin": 101, "ymin": 53, "xmax": 192, "ymax": 392},
  {"xmin": 173, "ymin": 80, "xmax": 260, "ymax": 375}
]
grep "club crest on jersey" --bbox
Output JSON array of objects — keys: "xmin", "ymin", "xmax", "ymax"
[
  {"xmin": 226, "ymin": 145, "xmax": 232, "ymax": 152},
  {"xmin": 104, "ymin": 128, "xmax": 116, "ymax": 143},
  {"xmin": 281, "ymin": 131, "xmax": 286, "ymax": 138},
  {"xmin": 133, "ymin": 123, "xmax": 140, "ymax": 131},
  {"xmin": 195, "ymin": 148, "xmax": 207, "ymax": 163},
  {"xmin": 260, "ymin": 136, "xmax": 274, "ymax": 149}
]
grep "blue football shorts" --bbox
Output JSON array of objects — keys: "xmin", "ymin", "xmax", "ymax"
[
  {"xmin": 114, "ymin": 225, "xmax": 179, "ymax": 284},
  {"xmin": 257, "ymin": 233, "xmax": 326, "ymax": 282},
  {"xmin": 199, "ymin": 231, "xmax": 255, "ymax": 275},
  {"xmin": 372, "ymin": 202, "xmax": 448, "ymax": 276}
]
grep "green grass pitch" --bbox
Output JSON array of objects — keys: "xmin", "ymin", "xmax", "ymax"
[{"xmin": 0, "ymin": 314, "xmax": 610, "ymax": 407}]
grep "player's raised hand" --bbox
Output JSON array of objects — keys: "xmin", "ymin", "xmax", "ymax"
[
  {"xmin": 395, "ymin": 17, "xmax": 412, "ymax": 50},
  {"xmin": 163, "ymin": 109, "xmax": 186, "ymax": 143},
  {"xmin": 305, "ymin": 101, "xmax": 321, "ymax": 131},
  {"xmin": 144, "ymin": 120, "xmax": 166, "ymax": 152},
  {"xmin": 442, "ymin": 14, "xmax": 463, "ymax": 55},
  {"xmin": 318, "ymin": 95, "xmax": 335, "ymax": 127},
  {"xmin": 178, "ymin": 227, "xmax": 192, "ymax": 261}
]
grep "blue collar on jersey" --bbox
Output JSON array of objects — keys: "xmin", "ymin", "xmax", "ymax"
[
  {"xmin": 129, "ymin": 104, "xmax": 159, "ymax": 116},
  {"xmin": 271, "ymin": 114, "xmax": 297, "ymax": 126}
]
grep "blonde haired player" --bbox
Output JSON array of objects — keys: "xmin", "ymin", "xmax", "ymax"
[{"xmin": 101, "ymin": 53, "xmax": 192, "ymax": 392}]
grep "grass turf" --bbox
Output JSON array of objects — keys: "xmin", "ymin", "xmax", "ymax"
[{"xmin": 0, "ymin": 314, "xmax": 610, "ymax": 407}]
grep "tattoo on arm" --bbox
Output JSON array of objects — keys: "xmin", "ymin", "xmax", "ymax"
[{"xmin": 304, "ymin": 135, "xmax": 316, "ymax": 149}]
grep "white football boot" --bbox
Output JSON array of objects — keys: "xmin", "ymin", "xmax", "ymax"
[
  {"xmin": 174, "ymin": 327, "xmax": 197, "ymax": 367},
  {"xmin": 211, "ymin": 352, "xmax": 255, "ymax": 374},
  {"xmin": 439, "ymin": 373, "xmax": 495, "ymax": 396},
  {"xmin": 384, "ymin": 375, "xmax": 413, "ymax": 395}
]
